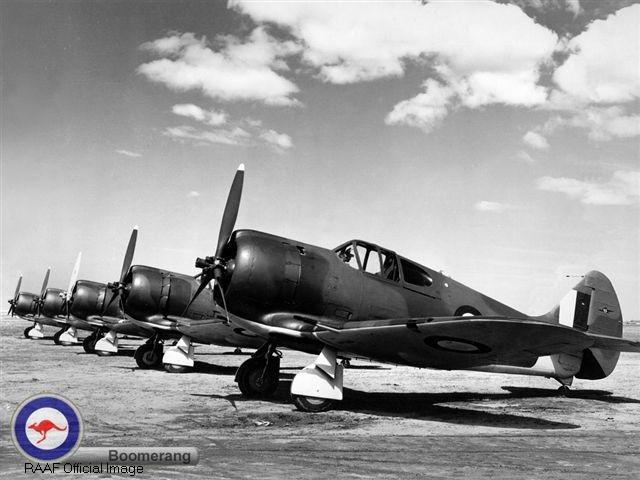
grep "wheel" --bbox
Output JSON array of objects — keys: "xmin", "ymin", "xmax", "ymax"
[
  {"xmin": 53, "ymin": 330, "xmax": 64, "ymax": 345},
  {"xmin": 163, "ymin": 363, "xmax": 190, "ymax": 374},
  {"xmin": 236, "ymin": 358, "xmax": 280, "ymax": 397},
  {"xmin": 134, "ymin": 343, "xmax": 163, "ymax": 369},
  {"xmin": 96, "ymin": 350, "xmax": 115, "ymax": 357},
  {"xmin": 82, "ymin": 334, "xmax": 97, "ymax": 354},
  {"xmin": 557, "ymin": 385, "xmax": 571, "ymax": 396},
  {"xmin": 24, "ymin": 327, "xmax": 33, "ymax": 339},
  {"xmin": 292, "ymin": 394, "xmax": 335, "ymax": 413}
]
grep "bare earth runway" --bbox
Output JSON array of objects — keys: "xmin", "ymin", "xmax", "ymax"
[{"xmin": 1, "ymin": 317, "xmax": 639, "ymax": 479}]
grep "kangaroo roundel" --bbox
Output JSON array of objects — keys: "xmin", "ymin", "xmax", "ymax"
[{"xmin": 11, "ymin": 394, "xmax": 83, "ymax": 462}]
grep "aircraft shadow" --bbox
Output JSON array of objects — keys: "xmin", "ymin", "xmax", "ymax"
[
  {"xmin": 195, "ymin": 380, "xmax": 583, "ymax": 429},
  {"xmin": 500, "ymin": 386, "xmax": 640, "ymax": 404}
]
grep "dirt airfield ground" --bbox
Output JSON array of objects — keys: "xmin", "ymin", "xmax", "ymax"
[{"xmin": 1, "ymin": 317, "xmax": 639, "ymax": 479}]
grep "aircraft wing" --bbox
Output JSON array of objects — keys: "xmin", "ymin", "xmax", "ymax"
[{"xmin": 310, "ymin": 316, "xmax": 605, "ymax": 369}]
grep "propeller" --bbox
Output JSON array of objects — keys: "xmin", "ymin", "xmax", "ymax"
[
  {"xmin": 102, "ymin": 226, "xmax": 138, "ymax": 316},
  {"xmin": 35, "ymin": 267, "xmax": 51, "ymax": 316},
  {"xmin": 61, "ymin": 252, "xmax": 82, "ymax": 317},
  {"xmin": 182, "ymin": 164, "xmax": 244, "ymax": 316},
  {"xmin": 7, "ymin": 275, "xmax": 22, "ymax": 316}
]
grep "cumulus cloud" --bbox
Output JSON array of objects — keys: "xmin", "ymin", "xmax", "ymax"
[
  {"xmin": 536, "ymin": 170, "xmax": 640, "ymax": 205},
  {"xmin": 231, "ymin": 0, "xmax": 557, "ymax": 130},
  {"xmin": 542, "ymin": 107, "xmax": 640, "ymax": 141},
  {"xmin": 552, "ymin": 4, "xmax": 639, "ymax": 105},
  {"xmin": 474, "ymin": 201, "xmax": 515, "ymax": 212},
  {"xmin": 138, "ymin": 29, "xmax": 301, "ymax": 106},
  {"xmin": 515, "ymin": 150, "xmax": 537, "ymax": 163},
  {"xmin": 172, "ymin": 104, "xmax": 227, "ymax": 126},
  {"xmin": 385, "ymin": 79, "xmax": 456, "ymax": 133},
  {"xmin": 523, "ymin": 130, "xmax": 550, "ymax": 149},
  {"xmin": 187, "ymin": 190, "xmax": 201, "ymax": 198},
  {"xmin": 259, "ymin": 129, "xmax": 293, "ymax": 152},
  {"xmin": 116, "ymin": 149, "xmax": 142, "ymax": 158}
]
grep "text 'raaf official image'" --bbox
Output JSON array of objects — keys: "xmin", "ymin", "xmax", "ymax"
[{"xmin": 2, "ymin": 1, "xmax": 639, "ymax": 479}]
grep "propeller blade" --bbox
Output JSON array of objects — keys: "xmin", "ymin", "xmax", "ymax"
[
  {"xmin": 66, "ymin": 252, "xmax": 82, "ymax": 301},
  {"xmin": 181, "ymin": 276, "xmax": 212, "ymax": 317},
  {"xmin": 101, "ymin": 289, "xmax": 119, "ymax": 317},
  {"xmin": 120, "ymin": 226, "xmax": 138, "ymax": 283},
  {"xmin": 215, "ymin": 164, "xmax": 244, "ymax": 258},
  {"xmin": 40, "ymin": 267, "xmax": 51, "ymax": 298},
  {"xmin": 14, "ymin": 275, "xmax": 22, "ymax": 300},
  {"xmin": 8, "ymin": 304, "xmax": 14, "ymax": 316}
]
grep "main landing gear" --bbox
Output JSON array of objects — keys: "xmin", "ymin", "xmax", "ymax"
[
  {"xmin": 94, "ymin": 330, "xmax": 118, "ymax": 356},
  {"xmin": 58, "ymin": 326, "xmax": 80, "ymax": 346},
  {"xmin": 24, "ymin": 322, "xmax": 44, "ymax": 339},
  {"xmin": 134, "ymin": 337, "xmax": 163, "ymax": 369},
  {"xmin": 291, "ymin": 347, "xmax": 344, "ymax": 413},
  {"xmin": 83, "ymin": 331, "xmax": 99, "ymax": 354},
  {"xmin": 235, "ymin": 343, "xmax": 281, "ymax": 397},
  {"xmin": 555, "ymin": 376, "xmax": 573, "ymax": 397},
  {"xmin": 162, "ymin": 335, "xmax": 194, "ymax": 373}
]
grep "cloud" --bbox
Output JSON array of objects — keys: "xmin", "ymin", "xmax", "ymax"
[
  {"xmin": 536, "ymin": 170, "xmax": 640, "ymax": 205},
  {"xmin": 552, "ymin": 4, "xmax": 639, "ymax": 104},
  {"xmin": 542, "ymin": 107, "xmax": 640, "ymax": 141},
  {"xmin": 515, "ymin": 150, "xmax": 536, "ymax": 163},
  {"xmin": 187, "ymin": 190, "xmax": 201, "ymax": 198},
  {"xmin": 231, "ymin": 0, "xmax": 557, "ymax": 130},
  {"xmin": 172, "ymin": 104, "xmax": 227, "ymax": 126},
  {"xmin": 385, "ymin": 79, "xmax": 456, "ymax": 133},
  {"xmin": 474, "ymin": 201, "xmax": 515, "ymax": 212},
  {"xmin": 523, "ymin": 130, "xmax": 550, "ymax": 149},
  {"xmin": 164, "ymin": 123, "xmax": 292, "ymax": 153},
  {"xmin": 164, "ymin": 125, "xmax": 249, "ymax": 146},
  {"xmin": 115, "ymin": 149, "xmax": 142, "ymax": 158},
  {"xmin": 259, "ymin": 129, "xmax": 293, "ymax": 152},
  {"xmin": 138, "ymin": 29, "xmax": 301, "ymax": 106}
]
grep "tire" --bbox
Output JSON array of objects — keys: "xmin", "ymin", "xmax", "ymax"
[
  {"xmin": 82, "ymin": 334, "xmax": 97, "ymax": 354},
  {"xmin": 96, "ymin": 350, "xmax": 115, "ymax": 357},
  {"xmin": 163, "ymin": 363, "xmax": 190, "ymax": 374},
  {"xmin": 292, "ymin": 394, "xmax": 335, "ymax": 413},
  {"xmin": 53, "ymin": 330, "xmax": 64, "ymax": 345},
  {"xmin": 236, "ymin": 358, "xmax": 280, "ymax": 397},
  {"xmin": 134, "ymin": 343, "xmax": 163, "ymax": 369},
  {"xmin": 24, "ymin": 327, "xmax": 33, "ymax": 339}
]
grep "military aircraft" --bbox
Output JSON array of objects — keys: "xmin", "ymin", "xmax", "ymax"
[
  {"xmin": 151, "ymin": 164, "xmax": 640, "ymax": 412},
  {"xmin": 9, "ymin": 253, "xmax": 82, "ymax": 345}
]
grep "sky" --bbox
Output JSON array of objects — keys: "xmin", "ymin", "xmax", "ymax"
[{"xmin": 2, "ymin": 0, "xmax": 639, "ymax": 320}]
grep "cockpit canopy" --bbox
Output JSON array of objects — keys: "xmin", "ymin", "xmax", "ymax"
[{"xmin": 334, "ymin": 240, "xmax": 433, "ymax": 288}]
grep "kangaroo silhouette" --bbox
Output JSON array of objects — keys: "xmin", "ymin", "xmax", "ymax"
[{"xmin": 28, "ymin": 420, "xmax": 67, "ymax": 444}]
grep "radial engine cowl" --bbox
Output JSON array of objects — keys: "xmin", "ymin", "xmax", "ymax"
[
  {"xmin": 41, "ymin": 288, "xmax": 65, "ymax": 317},
  {"xmin": 70, "ymin": 281, "xmax": 106, "ymax": 320}
]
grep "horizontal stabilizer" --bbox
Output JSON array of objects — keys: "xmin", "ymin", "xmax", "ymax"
[{"xmin": 587, "ymin": 333, "xmax": 640, "ymax": 352}]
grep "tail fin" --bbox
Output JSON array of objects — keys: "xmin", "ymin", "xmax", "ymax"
[{"xmin": 555, "ymin": 271, "xmax": 623, "ymax": 379}]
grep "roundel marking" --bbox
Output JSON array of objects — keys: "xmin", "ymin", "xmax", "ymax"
[
  {"xmin": 11, "ymin": 394, "xmax": 83, "ymax": 462},
  {"xmin": 424, "ymin": 335, "xmax": 492, "ymax": 354}
]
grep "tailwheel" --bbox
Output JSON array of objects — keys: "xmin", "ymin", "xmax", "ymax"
[
  {"xmin": 236, "ymin": 357, "xmax": 280, "ymax": 397},
  {"xmin": 23, "ymin": 327, "xmax": 33, "ymax": 339},
  {"xmin": 82, "ymin": 333, "xmax": 98, "ymax": 354},
  {"xmin": 134, "ymin": 342, "xmax": 163, "ymax": 369},
  {"xmin": 292, "ymin": 394, "xmax": 335, "ymax": 413},
  {"xmin": 163, "ymin": 363, "xmax": 190, "ymax": 374}
]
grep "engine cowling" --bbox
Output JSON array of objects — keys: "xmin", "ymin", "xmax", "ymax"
[
  {"xmin": 124, "ymin": 265, "xmax": 216, "ymax": 321},
  {"xmin": 13, "ymin": 292, "xmax": 39, "ymax": 317},
  {"xmin": 69, "ymin": 280, "xmax": 107, "ymax": 320},
  {"xmin": 41, "ymin": 288, "xmax": 65, "ymax": 318}
]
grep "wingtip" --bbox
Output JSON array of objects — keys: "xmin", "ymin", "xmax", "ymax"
[{"xmin": 238, "ymin": 163, "xmax": 245, "ymax": 172}]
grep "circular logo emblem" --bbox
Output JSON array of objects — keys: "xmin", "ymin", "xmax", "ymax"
[{"xmin": 11, "ymin": 394, "xmax": 83, "ymax": 462}]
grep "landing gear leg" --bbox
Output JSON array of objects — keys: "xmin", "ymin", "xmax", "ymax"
[
  {"xmin": 95, "ymin": 329, "xmax": 118, "ymax": 356},
  {"xmin": 26, "ymin": 322, "xmax": 45, "ymax": 339},
  {"xmin": 58, "ymin": 326, "xmax": 80, "ymax": 345},
  {"xmin": 162, "ymin": 335, "xmax": 194, "ymax": 373},
  {"xmin": 53, "ymin": 327, "xmax": 68, "ymax": 345},
  {"xmin": 291, "ymin": 347, "xmax": 344, "ymax": 413},
  {"xmin": 235, "ymin": 343, "xmax": 281, "ymax": 397},
  {"xmin": 134, "ymin": 336, "xmax": 163, "ymax": 369},
  {"xmin": 83, "ymin": 331, "xmax": 99, "ymax": 354}
]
